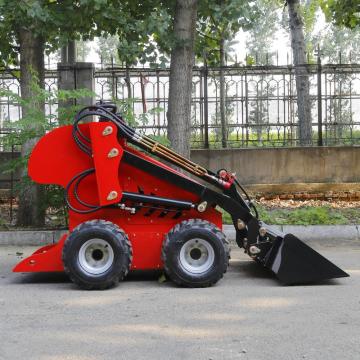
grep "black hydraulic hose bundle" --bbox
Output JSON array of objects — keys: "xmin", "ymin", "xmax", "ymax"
[
  {"xmin": 73, "ymin": 105, "xmax": 209, "ymax": 176},
  {"xmin": 65, "ymin": 168, "xmax": 102, "ymax": 214}
]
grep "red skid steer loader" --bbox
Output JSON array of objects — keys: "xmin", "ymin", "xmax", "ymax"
[{"xmin": 14, "ymin": 103, "xmax": 349, "ymax": 289}]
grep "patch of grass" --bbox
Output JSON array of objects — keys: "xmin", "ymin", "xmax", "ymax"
[
  {"xmin": 339, "ymin": 208, "xmax": 360, "ymax": 224},
  {"xmin": 222, "ymin": 205, "xmax": 358, "ymax": 225},
  {"xmin": 221, "ymin": 211, "xmax": 232, "ymax": 225},
  {"xmin": 221, "ymin": 204, "xmax": 277, "ymax": 225},
  {"xmin": 191, "ymin": 129, "xmax": 360, "ymax": 148},
  {"xmin": 0, "ymin": 216, "xmax": 9, "ymax": 230},
  {"xmin": 273, "ymin": 207, "xmax": 348, "ymax": 225}
]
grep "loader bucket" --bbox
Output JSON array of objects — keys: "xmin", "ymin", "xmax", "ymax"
[{"xmin": 265, "ymin": 234, "xmax": 349, "ymax": 285}]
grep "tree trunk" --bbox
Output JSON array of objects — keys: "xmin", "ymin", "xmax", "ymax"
[
  {"xmin": 287, "ymin": 0, "xmax": 312, "ymax": 145},
  {"xmin": 17, "ymin": 28, "xmax": 46, "ymax": 227},
  {"xmin": 167, "ymin": 0, "xmax": 198, "ymax": 158},
  {"xmin": 219, "ymin": 34, "xmax": 227, "ymax": 148}
]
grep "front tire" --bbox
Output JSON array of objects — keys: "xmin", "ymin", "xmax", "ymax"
[
  {"xmin": 63, "ymin": 220, "xmax": 132, "ymax": 290},
  {"xmin": 162, "ymin": 219, "xmax": 230, "ymax": 287}
]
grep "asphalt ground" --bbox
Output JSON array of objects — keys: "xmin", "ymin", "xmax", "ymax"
[{"xmin": 0, "ymin": 245, "xmax": 359, "ymax": 360}]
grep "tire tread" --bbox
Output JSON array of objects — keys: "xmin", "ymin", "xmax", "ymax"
[
  {"xmin": 63, "ymin": 220, "xmax": 132, "ymax": 290},
  {"xmin": 162, "ymin": 219, "xmax": 230, "ymax": 287}
]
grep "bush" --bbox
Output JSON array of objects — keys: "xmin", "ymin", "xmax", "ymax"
[{"xmin": 0, "ymin": 73, "xmax": 92, "ymax": 227}]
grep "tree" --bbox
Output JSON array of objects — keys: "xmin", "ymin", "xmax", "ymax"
[
  {"xmin": 93, "ymin": 3, "xmax": 172, "ymax": 104},
  {"xmin": 0, "ymin": 0, "xmax": 160, "ymax": 226},
  {"xmin": 196, "ymin": 0, "xmax": 259, "ymax": 148},
  {"xmin": 0, "ymin": 1, "xmax": 50, "ymax": 226},
  {"xmin": 321, "ymin": 24, "xmax": 360, "ymax": 63},
  {"xmin": 76, "ymin": 40, "xmax": 91, "ymax": 62},
  {"xmin": 167, "ymin": 0, "xmax": 198, "ymax": 159},
  {"xmin": 92, "ymin": 1, "xmax": 261, "ymax": 155},
  {"xmin": 321, "ymin": 0, "xmax": 360, "ymax": 29},
  {"xmin": 115, "ymin": 4, "xmax": 171, "ymax": 98},
  {"xmin": 246, "ymin": 0, "xmax": 279, "ymax": 144},
  {"xmin": 0, "ymin": 79, "xmax": 92, "ymax": 227},
  {"xmin": 17, "ymin": 29, "xmax": 46, "ymax": 226},
  {"xmin": 246, "ymin": 0, "xmax": 279, "ymax": 65},
  {"xmin": 286, "ymin": 0, "xmax": 313, "ymax": 145},
  {"xmin": 319, "ymin": 25, "xmax": 360, "ymax": 143}
]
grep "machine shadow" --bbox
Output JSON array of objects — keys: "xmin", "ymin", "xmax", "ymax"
[
  {"xmin": 12, "ymin": 272, "xmax": 70, "ymax": 285},
  {"xmin": 11, "ymin": 259, "xmax": 344, "ymax": 287},
  {"xmin": 230, "ymin": 259, "xmax": 343, "ymax": 286},
  {"xmin": 12, "ymin": 269, "xmax": 164, "ymax": 287},
  {"xmin": 231, "ymin": 259, "xmax": 274, "ymax": 280}
]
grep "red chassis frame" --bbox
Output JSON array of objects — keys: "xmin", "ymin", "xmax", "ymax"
[{"xmin": 13, "ymin": 122, "xmax": 222, "ymax": 273}]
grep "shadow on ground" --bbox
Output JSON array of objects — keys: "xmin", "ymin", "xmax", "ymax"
[{"xmin": 8, "ymin": 257, "xmax": 343, "ymax": 288}]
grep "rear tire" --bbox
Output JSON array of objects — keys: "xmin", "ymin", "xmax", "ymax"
[
  {"xmin": 162, "ymin": 219, "xmax": 230, "ymax": 287},
  {"xmin": 63, "ymin": 220, "xmax": 132, "ymax": 290}
]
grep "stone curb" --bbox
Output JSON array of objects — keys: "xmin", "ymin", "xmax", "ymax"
[
  {"xmin": 223, "ymin": 224, "xmax": 360, "ymax": 247},
  {"xmin": 0, "ymin": 225, "xmax": 359, "ymax": 247},
  {"xmin": 0, "ymin": 230, "xmax": 67, "ymax": 246}
]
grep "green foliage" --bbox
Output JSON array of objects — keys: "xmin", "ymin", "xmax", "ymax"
[
  {"xmin": 76, "ymin": 39, "xmax": 91, "ymax": 62},
  {"xmin": 94, "ymin": 0, "xmax": 265, "ymax": 68},
  {"xmin": 0, "ymin": 0, "xmax": 171, "ymax": 68},
  {"xmin": 117, "ymin": 5, "xmax": 172, "ymax": 67},
  {"xmin": 44, "ymin": 185, "xmax": 68, "ymax": 227},
  {"xmin": 0, "ymin": 0, "xmax": 275, "ymax": 70},
  {"xmin": 222, "ymin": 205, "xmax": 357, "ymax": 225},
  {"xmin": 0, "ymin": 75, "xmax": 93, "ymax": 225},
  {"xmin": 280, "ymin": 0, "xmax": 323, "ymax": 58},
  {"xmin": 95, "ymin": 4, "xmax": 173, "ymax": 67},
  {"xmin": 245, "ymin": 55, "xmax": 256, "ymax": 66},
  {"xmin": 191, "ymin": 127, "xmax": 360, "ymax": 148},
  {"xmin": 301, "ymin": 0, "xmax": 321, "ymax": 35},
  {"xmin": 0, "ymin": 1, "xmax": 103, "ymax": 65},
  {"xmin": 245, "ymin": 0, "xmax": 279, "ymax": 145},
  {"xmin": 280, "ymin": 206, "xmax": 347, "ymax": 225},
  {"xmin": 96, "ymin": 35, "xmax": 121, "ymax": 64},
  {"xmin": 0, "ymin": 217, "xmax": 6, "ymax": 228},
  {"xmin": 113, "ymin": 98, "xmax": 164, "ymax": 129},
  {"xmin": 113, "ymin": 98, "xmax": 169, "ymax": 144},
  {"xmin": 0, "ymin": 77, "xmax": 92, "ymax": 153},
  {"xmin": 321, "ymin": 0, "xmax": 360, "ymax": 29},
  {"xmin": 197, "ymin": 0, "xmax": 260, "ymax": 65},
  {"xmin": 319, "ymin": 24, "xmax": 360, "ymax": 63},
  {"xmin": 246, "ymin": 0, "xmax": 280, "ymax": 65}
]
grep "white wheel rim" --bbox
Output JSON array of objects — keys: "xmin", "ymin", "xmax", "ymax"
[
  {"xmin": 179, "ymin": 238, "xmax": 215, "ymax": 274},
  {"xmin": 78, "ymin": 239, "xmax": 114, "ymax": 275}
]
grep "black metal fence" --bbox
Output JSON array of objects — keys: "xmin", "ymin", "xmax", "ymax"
[
  {"xmin": 95, "ymin": 63, "xmax": 360, "ymax": 147},
  {"xmin": 1, "ymin": 62, "xmax": 360, "ymax": 148}
]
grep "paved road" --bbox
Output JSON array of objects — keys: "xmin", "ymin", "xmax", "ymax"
[{"xmin": 0, "ymin": 245, "xmax": 359, "ymax": 360}]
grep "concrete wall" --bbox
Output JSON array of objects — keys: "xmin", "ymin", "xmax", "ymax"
[
  {"xmin": 191, "ymin": 146, "xmax": 360, "ymax": 190},
  {"xmin": 1, "ymin": 146, "xmax": 359, "ymax": 192}
]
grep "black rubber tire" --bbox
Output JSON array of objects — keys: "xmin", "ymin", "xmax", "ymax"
[
  {"xmin": 162, "ymin": 219, "xmax": 230, "ymax": 287},
  {"xmin": 62, "ymin": 220, "xmax": 132, "ymax": 290}
]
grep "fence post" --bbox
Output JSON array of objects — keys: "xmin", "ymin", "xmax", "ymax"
[
  {"xmin": 203, "ymin": 64, "xmax": 209, "ymax": 148},
  {"xmin": 9, "ymin": 143, "xmax": 15, "ymax": 223},
  {"xmin": 317, "ymin": 50, "xmax": 323, "ymax": 146},
  {"xmin": 57, "ymin": 62, "xmax": 95, "ymax": 108}
]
